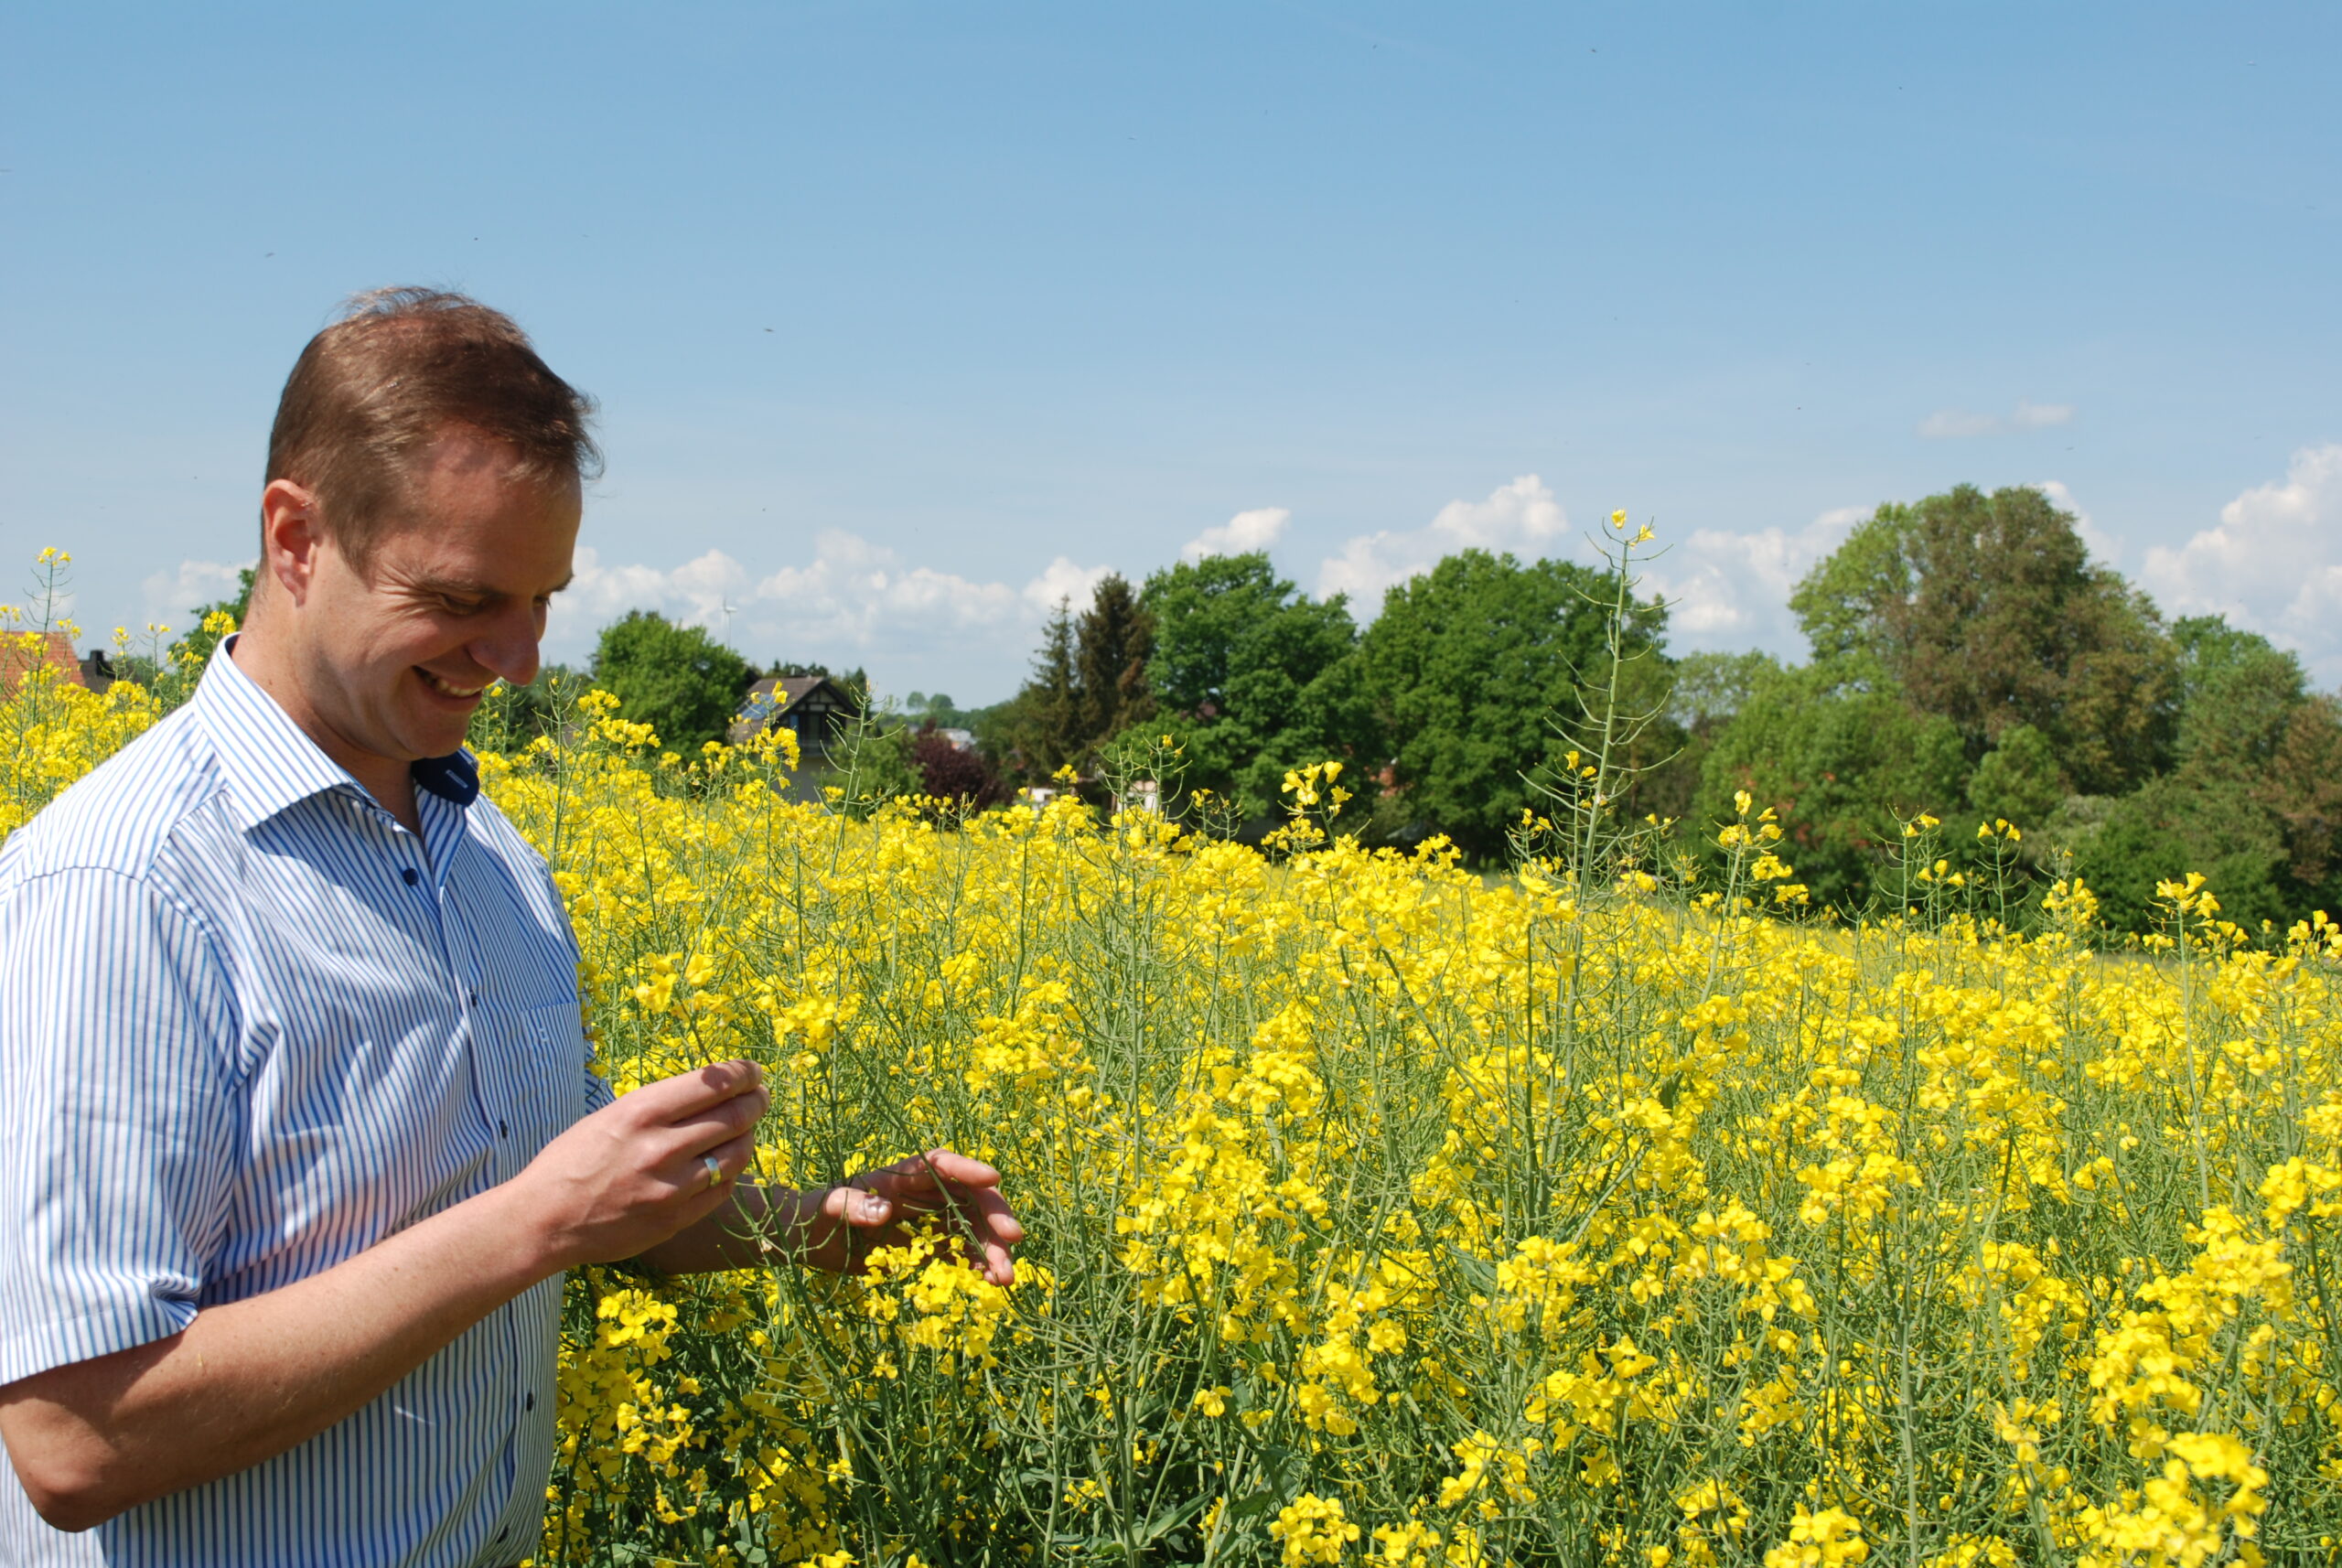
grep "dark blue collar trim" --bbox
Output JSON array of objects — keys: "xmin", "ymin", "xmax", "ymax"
[{"xmin": 412, "ymin": 750, "xmax": 479, "ymax": 806}]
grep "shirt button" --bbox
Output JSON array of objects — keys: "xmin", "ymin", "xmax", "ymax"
[
  {"xmin": 525, "ymin": 1391, "xmax": 536, "ymax": 1411},
  {"xmin": 400, "ymin": 867, "xmax": 419, "ymax": 886},
  {"xmin": 470, "ymin": 991, "xmax": 481, "ymax": 1006}
]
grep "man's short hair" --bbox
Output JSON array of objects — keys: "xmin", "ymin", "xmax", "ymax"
[{"xmin": 265, "ymin": 287, "xmax": 600, "ymax": 571}]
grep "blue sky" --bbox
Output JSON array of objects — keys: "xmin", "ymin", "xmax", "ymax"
[{"xmin": 5, "ymin": 2, "xmax": 2338, "ymax": 701}]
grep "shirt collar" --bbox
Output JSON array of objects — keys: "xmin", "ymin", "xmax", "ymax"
[{"xmin": 192, "ymin": 636, "xmax": 479, "ymax": 832}]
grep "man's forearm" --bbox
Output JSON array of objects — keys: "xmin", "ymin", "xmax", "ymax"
[{"xmin": 0, "ymin": 1181, "xmax": 559, "ymax": 1531}]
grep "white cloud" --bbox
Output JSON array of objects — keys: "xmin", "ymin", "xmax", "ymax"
[
  {"xmin": 543, "ymin": 531, "xmax": 1114, "ymax": 698},
  {"xmin": 1317, "ymin": 474, "xmax": 1570, "ymax": 605},
  {"xmin": 1636, "ymin": 506, "xmax": 1868, "ymax": 651},
  {"xmin": 1182, "ymin": 506, "xmax": 1290, "ymax": 562},
  {"xmin": 2142, "ymin": 443, "xmax": 2342, "ymax": 683},
  {"xmin": 141, "ymin": 557, "xmax": 254, "ymax": 636},
  {"xmin": 1917, "ymin": 399, "xmax": 2076, "ymax": 439},
  {"xmin": 1025, "ymin": 555, "xmax": 1116, "ymax": 615}
]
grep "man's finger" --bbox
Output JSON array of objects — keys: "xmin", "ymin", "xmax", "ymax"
[
  {"xmin": 920, "ymin": 1148, "xmax": 1001, "ymax": 1190},
  {"xmin": 616, "ymin": 1058, "xmax": 767, "ymax": 1126},
  {"xmin": 951, "ymin": 1180, "xmax": 1026, "ymax": 1244},
  {"xmin": 966, "ymin": 1231, "xmax": 1017, "ymax": 1286},
  {"xmin": 655, "ymin": 1085, "xmax": 771, "ymax": 1160},
  {"xmin": 858, "ymin": 1148, "xmax": 999, "ymax": 1205},
  {"xmin": 670, "ymin": 1129, "xmax": 758, "ymax": 1197},
  {"xmin": 822, "ymin": 1183, "xmax": 894, "ymax": 1229}
]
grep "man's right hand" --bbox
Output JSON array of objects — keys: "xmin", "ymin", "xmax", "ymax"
[{"xmin": 508, "ymin": 1058, "xmax": 771, "ymax": 1272}]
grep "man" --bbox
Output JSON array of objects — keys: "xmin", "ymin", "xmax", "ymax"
[{"xmin": 0, "ymin": 289, "xmax": 1022, "ymax": 1566}]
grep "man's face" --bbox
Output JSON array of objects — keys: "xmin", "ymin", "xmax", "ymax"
[{"xmin": 296, "ymin": 427, "xmax": 581, "ymax": 767}]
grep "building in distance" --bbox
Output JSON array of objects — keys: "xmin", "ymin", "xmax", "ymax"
[{"xmin": 731, "ymin": 674, "xmax": 856, "ymax": 764}]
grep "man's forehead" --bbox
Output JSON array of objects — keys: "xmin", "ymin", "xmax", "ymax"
[
  {"xmin": 364, "ymin": 429, "xmax": 583, "ymax": 596},
  {"xmin": 370, "ymin": 519, "xmax": 576, "ymax": 596}
]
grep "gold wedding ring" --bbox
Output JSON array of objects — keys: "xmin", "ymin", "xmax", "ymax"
[{"xmin": 702, "ymin": 1154, "xmax": 725, "ymax": 1190}]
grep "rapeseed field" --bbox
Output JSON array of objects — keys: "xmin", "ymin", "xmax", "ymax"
[{"xmin": 6, "ymin": 584, "xmax": 2340, "ymax": 1566}]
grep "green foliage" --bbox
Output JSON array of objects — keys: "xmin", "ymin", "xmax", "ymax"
[
  {"xmin": 1791, "ymin": 484, "xmax": 2177, "ymax": 795},
  {"xmin": 588, "ymin": 610, "xmax": 757, "ymax": 754},
  {"xmin": 902, "ymin": 691, "xmax": 981, "ymax": 728},
  {"xmin": 2053, "ymin": 616, "xmax": 2342, "ymax": 932},
  {"xmin": 1692, "ymin": 660, "xmax": 1969, "ymax": 911},
  {"xmin": 1000, "ymin": 598, "xmax": 1083, "ymax": 779},
  {"xmin": 998, "ymin": 575, "xmax": 1164, "ymax": 788},
  {"xmin": 1075, "ymin": 573, "xmax": 1156, "ymax": 746},
  {"xmin": 1141, "ymin": 553, "xmax": 1367, "ymax": 819},
  {"xmin": 824, "ymin": 713, "xmax": 923, "ymax": 818},
  {"xmin": 1358, "ymin": 549, "xmax": 1666, "ymax": 861},
  {"xmin": 1669, "ymin": 649, "xmax": 1783, "ymax": 737},
  {"xmin": 1788, "ymin": 504, "xmax": 1914, "ymax": 666},
  {"xmin": 1965, "ymin": 723, "xmax": 2063, "ymax": 827},
  {"xmin": 2068, "ymin": 775, "xmax": 2297, "ymax": 934},
  {"xmin": 2171, "ymin": 615, "xmax": 2307, "ymax": 769},
  {"xmin": 1643, "ymin": 650, "xmax": 1784, "ymax": 824}
]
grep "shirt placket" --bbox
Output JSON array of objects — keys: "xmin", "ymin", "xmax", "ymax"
[{"xmin": 415, "ymin": 792, "xmax": 539, "ymax": 1563}]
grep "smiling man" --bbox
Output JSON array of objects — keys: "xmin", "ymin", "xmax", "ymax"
[{"xmin": 0, "ymin": 290, "xmax": 1021, "ymax": 1566}]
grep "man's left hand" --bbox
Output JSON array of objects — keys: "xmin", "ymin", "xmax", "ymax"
[{"xmin": 817, "ymin": 1150, "xmax": 1024, "ymax": 1285}]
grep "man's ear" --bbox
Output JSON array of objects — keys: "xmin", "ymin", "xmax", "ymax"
[{"xmin": 258, "ymin": 480, "xmax": 327, "ymax": 608}]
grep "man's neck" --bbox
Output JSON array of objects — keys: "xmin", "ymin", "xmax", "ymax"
[{"xmin": 228, "ymin": 631, "xmax": 422, "ymax": 834}]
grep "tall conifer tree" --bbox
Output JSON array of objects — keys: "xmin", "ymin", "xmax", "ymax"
[{"xmin": 1075, "ymin": 574, "xmax": 1156, "ymax": 746}]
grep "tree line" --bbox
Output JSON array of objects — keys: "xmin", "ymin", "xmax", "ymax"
[
  {"xmin": 973, "ymin": 482, "xmax": 2342, "ymax": 932},
  {"xmin": 162, "ymin": 482, "xmax": 2342, "ymax": 933}
]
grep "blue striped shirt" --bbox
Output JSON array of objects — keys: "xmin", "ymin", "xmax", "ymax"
[{"xmin": 0, "ymin": 640, "xmax": 611, "ymax": 1566}]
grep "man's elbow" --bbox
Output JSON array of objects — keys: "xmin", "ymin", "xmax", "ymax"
[
  {"xmin": 5, "ymin": 1450, "xmax": 129, "ymax": 1532},
  {"xmin": 0, "ymin": 1409, "xmax": 136, "ymax": 1532}
]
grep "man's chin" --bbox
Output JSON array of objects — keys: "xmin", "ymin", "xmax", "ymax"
[
  {"xmin": 396, "ymin": 709, "xmax": 478, "ymax": 762},
  {"xmin": 404, "ymin": 682, "xmax": 485, "ymax": 753}
]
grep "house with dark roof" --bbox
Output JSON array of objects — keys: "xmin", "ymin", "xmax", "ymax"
[{"xmin": 730, "ymin": 675, "xmax": 857, "ymax": 762}]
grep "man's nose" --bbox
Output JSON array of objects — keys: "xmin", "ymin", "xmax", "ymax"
[{"xmin": 469, "ymin": 602, "xmax": 542, "ymax": 688}]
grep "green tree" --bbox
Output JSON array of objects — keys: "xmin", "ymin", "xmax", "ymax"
[
  {"xmin": 1001, "ymin": 599, "xmax": 1084, "ymax": 779},
  {"xmin": 1965, "ymin": 723, "xmax": 2064, "ymax": 828},
  {"xmin": 588, "ymin": 610, "xmax": 757, "ymax": 753},
  {"xmin": 1669, "ymin": 650, "xmax": 1784, "ymax": 737},
  {"xmin": 2057, "ymin": 618, "xmax": 2342, "ymax": 931},
  {"xmin": 1075, "ymin": 573, "xmax": 1156, "ymax": 746},
  {"xmin": 2171, "ymin": 615, "xmax": 2306, "ymax": 770},
  {"xmin": 2068, "ymin": 776, "xmax": 2296, "ymax": 934},
  {"xmin": 1788, "ymin": 507, "xmax": 1914, "ymax": 668},
  {"xmin": 1358, "ymin": 549, "xmax": 1666, "ymax": 860},
  {"xmin": 1789, "ymin": 485, "xmax": 2178, "ymax": 795},
  {"xmin": 1693, "ymin": 660, "xmax": 1969, "ymax": 911},
  {"xmin": 1141, "ymin": 553, "xmax": 1366, "ymax": 820},
  {"xmin": 1644, "ymin": 650, "xmax": 1785, "ymax": 824}
]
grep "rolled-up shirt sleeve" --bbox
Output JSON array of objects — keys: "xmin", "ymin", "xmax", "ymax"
[{"xmin": 0, "ymin": 866, "xmax": 241, "ymax": 1385}]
